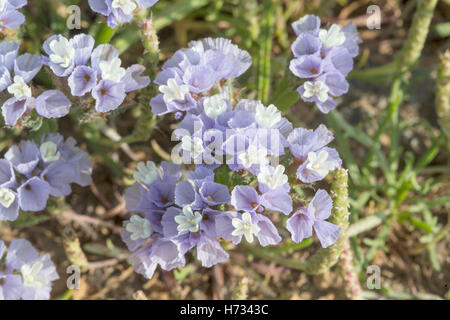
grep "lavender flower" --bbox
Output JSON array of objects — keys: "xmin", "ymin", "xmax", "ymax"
[
  {"xmin": 0, "ymin": 239, "xmax": 58, "ymax": 300},
  {"xmin": 286, "ymin": 189, "xmax": 341, "ymax": 248},
  {"xmin": 88, "ymin": 0, "xmax": 159, "ymax": 28},
  {"xmin": 0, "ymin": 0, "xmax": 27, "ymax": 31},
  {"xmin": 122, "ymin": 33, "xmax": 349, "ymax": 279},
  {"xmin": 0, "ymin": 134, "xmax": 92, "ymax": 221},
  {"xmin": 287, "ymin": 124, "xmax": 342, "ymax": 183},
  {"xmin": 290, "ymin": 14, "xmax": 361, "ymax": 113},
  {"xmin": 43, "ymin": 36, "xmax": 150, "ymax": 113},
  {"xmin": 150, "ymin": 38, "xmax": 251, "ymax": 116},
  {"xmin": 0, "ymin": 45, "xmax": 72, "ymax": 126}
]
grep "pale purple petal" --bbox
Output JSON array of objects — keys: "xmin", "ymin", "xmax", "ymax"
[
  {"xmin": 92, "ymin": 80, "xmax": 126, "ymax": 112},
  {"xmin": 0, "ymin": 10, "xmax": 25, "ymax": 30},
  {"xmin": 252, "ymin": 214, "xmax": 281, "ymax": 246},
  {"xmin": 291, "ymin": 15, "xmax": 321, "ymax": 36},
  {"xmin": 196, "ymin": 238, "xmax": 229, "ymax": 268},
  {"xmin": 231, "ymin": 186, "xmax": 260, "ymax": 212},
  {"xmin": 17, "ymin": 177, "xmax": 51, "ymax": 212},
  {"xmin": 1, "ymin": 97, "xmax": 32, "ymax": 126},
  {"xmin": 286, "ymin": 210, "xmax": 314, "ymax": 243},
  {"xmin": 290, "ymin": 55, "xmax": 323, "ymax": 78},
  {"xmin": 88, "ymin": 0, "xmax": 111, "ymax": 16},
  {"xmin": 0, "ymin": 189, "xmax": 19, "ymax": 222},
  {"xmin": 123, "ymin": 64, "xmax": 150, "ymax": 92},
  {"xmin": 0, "ymin": 159, "xmax": 16, "ymax": 188},
  {"xmin": 0, "ymin": 41, "xmax": 19, "ymax": 71},
  {"xmin": 309, "ymin": 189, "xmax": 333, "ymax": 220},
  {"xmin": 68, "ymin": 66, "xmax": 97, "ymax": 96},
  {"xmin": 70, "ymin": 33, "xmax": 95, "ymax": 66},
  {"xmin": 129, "ymin": 246, "xmax": 158, "ymax": 279},
  {"xmin": 215, "ymin": 211, "xmax": 241, "ymax": 244},
  {"xmin": 260, "ymin": 188, "xmax": 292, "ymax": 215},
  {"xmin": 6, "ymin": 239, "xmax": 39, "ymax": 270},
  {"xmin": 40, "ymin": 161, "xmax": 75, "ymax": 197},
  {"xmin": 5, "ymin": 140, "xmax": 40, "ymax": 175},
  {"xmin": 151, "ymin": 237, "xmax": 186, "ymax": 270},
  {"xmin": 161, "ymin": 206, "xmax": 181, "ymax": 238},
  {"xmin": 199, "ymin": 182, "xmax": 230, "ymax": 206},
  {"xmin": 135, "ymin": 0, "xmax": 158, "ymax": 8},
  {"xmin": 313, "ymin": 220, "xmax": 341, "ymax": 248},
  {"xmin": 0, "ymin": 66, "xmax": 12, "ymax": 92},
  {"xmin": 14, "ymin": 54, "xmax": 42, "ymax": 83},
  {"xmin": 287, "ymin": 127, "xmax": 315, "ymax": 158},
  {"xmin": 2, "ymin": 274, "xmax": 23, "ymax": 300},
  {"xmin": 35, "ymin": 90, "xmax": 71, "ymax": 119}
]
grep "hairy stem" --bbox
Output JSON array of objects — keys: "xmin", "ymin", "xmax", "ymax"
[
  {"xmin": 339, "ymin": 238, "xmax": 363, "ymax": 300},
  {"xmin": 436, "ymin": 50, "xmax": 450, "ymax": 146}
]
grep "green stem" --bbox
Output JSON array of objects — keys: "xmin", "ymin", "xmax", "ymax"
[
  {"xmin": 436, "ymin": 50, "xmax": 450, "ymax": 146},
  {"xmin": 363, "ymin": 0, "xmax": 438, "ymax": 172},
  {"xmin": 339, "ymin": 238, "xmax": 364, "ymax": 300},
  {"xmin": 257, "ymin": 0, "xmax": 274, "ymax": 104},
  {"xmin": 95, "ymin": 23, "xmax": 117, "ymax": 45}
]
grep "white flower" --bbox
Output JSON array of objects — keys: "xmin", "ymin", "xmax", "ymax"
[
  {"xmin": 319, "ymin": 24, "xmax": 346, "ymax": 48},
  {"xmin": 7, "ymin": 76, "xmax": 32, "ymax": 100},
  {"xmin": 49, "ymin": 37, "xmax": 75, "ymax": 68},
  {"xmin": 175, "ymin": 206, "xmax": 202, "ymax": 233},
  {"xmin": 231, "ymin": 212, "xmax": 260, "ymax": 243},
  {"xmin": 181, "ymin": 136, "xmax": 205, "ymax": 159},
  {"xmin": 133, "ymin": 161, "xmax": 159, "ymax": 185},
  {"xmin": 112, "ymin": 0, "xmax": 137, "ymax": 16},
  {"xmin": 99, "ymin": 57, "xmax": 126, "ymax": 83},
  {"xmin": 257, "ymin": 165, "xmax": 288, "ymax": 190},
  {"xmin": 0, "ymin": 0, "xmax": 7, "ymax": 11},
  {"xmin": 302, "ymin": 81, "xmax": 329, "ymax": 103},
  {"xmin": 306, "ymin": 149, "xmax": 336, "ymax": 177},
  {"xmin": 255, "ymin": 103, "xmax": 282, "ymax": 128},
  {"xmin": 21, "ymin": 262, "xmax": 49, "ymax": 290},
  {"xmin": 238, "ymin": 145, "xmax": 268, "ymax": 169},
  {"xmin": 126, "ymin": 215, "xmax": 153, "ymax": 241},
  {"xmin": 40, "ymin": 141, "xmax": 61, "ymax": 163},
  {"xmin": 203, "ymin": 94, "xmax": 227, "ymax": 120},
  {"xmin": 0, "ymin": 188, "xmax": 15, "ymax": 208},
  {"xmin": 159, "ymin": 78, "xmax": 190, "ymax": 103}
]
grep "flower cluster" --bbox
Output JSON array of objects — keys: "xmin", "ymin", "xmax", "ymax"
[
  {"xmin": 0, "ymin": 0, "xmax": 26, "ymax": 32},
  {"xmin": 0, "ymin": 41, "xmax": 71, "ymax": 126},
  {"xmin": 88, "ymin": 0, "xmax": 159, "ymax": 28},
  {"xmin": 0, "ymin": 133, "xmax": 92, "ymax": 221},
  {"xmin": 150, "ymin": 37, "xmax": 252, "ymax": 116},
  {"xmin": 42, "ymin": 33, "xmax": 150, "ymax": 113},
  {"xmin": 121, "ymin": 37, "xmax": 343, "ymax": 279},
  {"xmin": 0, "ymin": 239, "xmax": 58, "ymax": 300},
  {"xmin": 289, "ymin": 15, "xmax": 362, "ymax": 113}
]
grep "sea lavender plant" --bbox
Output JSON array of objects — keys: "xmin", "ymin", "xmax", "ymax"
[
  {"xmin": 0, "ymin": 133, "xmax": 92, "ymax": 221},
  {"xmin": 0, "ymin": 0, "xmax": 27, "ymax": 32},
  {"xmin": 121, "ymin": 37, "xmax": 345, "ymax": 279},
  {"xmin": 42, "ymin": 33, "xmax": 150, "ymax": 113},
  {"xmin": 88, "ymin": 0, "xmax": 159, "ymax": 28},
  {"xmin": 289, "ymin": 15, "xmax": 362, "ymax": 113},
  {"xmin": 0, "ymin": 238, "xmax": 59, "ymax": 300},
  {"xmin": 0, "ymin": 42, "xmax": 71, "ymax": 126}
]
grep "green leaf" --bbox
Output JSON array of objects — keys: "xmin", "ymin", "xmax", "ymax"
[
  {"xmin": 269, "ymin": 72, "xmax": 299, "ymax": 112},
  {"xmin": 153, "ymin": 0, "xmax": 211, "ymax": 30},
  {"xmin": 434, "ymin": 22, "xmax": 450, "ymax": 38},
  {"xmin": 427, "ymin": 245, "xmax": 441, "ymax": 271},
  {"xmin": 214, "ymin": 165, "xmax": 232, "ymax": 186},
  {"xmin": 11, "ymin": 212, "xmax": 49, "ymax": 228}
]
